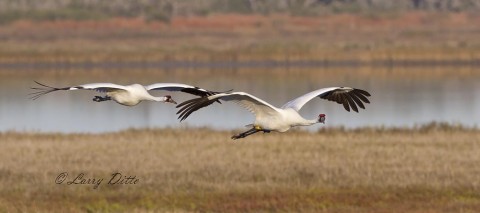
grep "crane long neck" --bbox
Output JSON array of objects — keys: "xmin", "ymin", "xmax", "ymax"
[
  {"xmin": 296, "ymin": 119, "xmax": 318, "ymax": 127},
  {"xmin": 151, "ymin": 96, "xmax": 167, "ymax": 102},
  {"xmin": 143, "ymin": 92, "xmax": 166, "ymax": 102}
]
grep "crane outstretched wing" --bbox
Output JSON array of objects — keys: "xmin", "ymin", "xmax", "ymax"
[
  {"xmin": 176, "ymin": 92, "xmax": 281, "ymax": 121},
  {"xmin": 29, "ymin": 81, "xmax": 128, "ymax": 100},
  {"xmin": 281, "ymin": 87, "xmax": 371, "ymax": 112},
  {"xmin": 145, "ymin": 83, "xmax": 222, "ymax": 97}
]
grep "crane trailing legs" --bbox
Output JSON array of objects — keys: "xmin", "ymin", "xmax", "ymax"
[
  {"xmin": 231, "ymin": 126, "xmax": 271, "ymax": 140},
  {"xmin": 93, "ymin": 96, "xmax": 112, "ymax": 102}
]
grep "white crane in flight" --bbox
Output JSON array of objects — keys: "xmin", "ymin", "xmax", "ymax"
[
  {"xmin": 176, "ymin": 87, "xmax": 371, "ymax": 139},
  {"xmin": 30, "ymin": 81, "xmax": 223, "ymax": 106}
]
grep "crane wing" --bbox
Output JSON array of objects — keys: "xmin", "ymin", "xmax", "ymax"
[
  {"xmin": 145, "ymin": 83, "xmax": 219, "ymax": 97},
  {"xmin": 281, "ymin": 87, "xmax": 371, "ymax": 112},
  {"xmin": 176, "ymin": 92, "xmax": 281, "ymax": 121},
  {"xmin": 29, "ymin": 81, "xmax": 128, "ymax": 100}
]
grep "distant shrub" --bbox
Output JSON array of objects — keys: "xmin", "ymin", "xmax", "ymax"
[
  {"xmin": 145, "ymin": 11, "xmax": 171, "ymax": 23},
  {"xmin": 0, "ymin": 9, "xmax": 107, "ymax": 24}
]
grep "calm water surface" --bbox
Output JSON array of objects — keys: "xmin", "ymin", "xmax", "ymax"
[{"xmin": 0, "ymin": 66, "xmax": 478, "ymax": 133}]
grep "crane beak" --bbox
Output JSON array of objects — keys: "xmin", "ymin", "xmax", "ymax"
[{"xmin": 168, "ymin": 99, "xmax": 177, "ymax": 104}]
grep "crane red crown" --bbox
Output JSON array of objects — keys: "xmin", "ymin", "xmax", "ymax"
[{"xmin": 319, "ymin": 114, "xmax": 326, "ymax": 117}]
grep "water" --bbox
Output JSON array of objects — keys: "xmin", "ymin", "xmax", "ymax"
[{"xmin": 0, "ymin": 66, "xmax": 478, "ymax": 133}]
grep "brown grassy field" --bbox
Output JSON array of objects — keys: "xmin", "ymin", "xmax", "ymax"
[
  {"xmin": 0, "ymin": 12, "xmax": 479, "ymax": 64},
  {"xmin": 1, "ymin": 126, "xmax": 479, "ymax": 212}
]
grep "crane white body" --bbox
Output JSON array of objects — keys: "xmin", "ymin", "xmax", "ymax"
[
  {"xmin": 100, "ymin": 84, "xmax": 163, "ymax": 106},
  {"xmin": 246, "ymin": 107, "xmax": 316, "ymax": 132}
]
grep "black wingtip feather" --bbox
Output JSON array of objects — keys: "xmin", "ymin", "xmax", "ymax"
[
  {"xmin": 320, "ymin": 87, "xmax": 371, "ymax": 113},
  {"xmin": 345, "ymin": 95, "xmax": 358, "ymax": 112},
  {"xmin": 356, "ymin": 89, "xmax": 371, "ymax": 97},
  {"xmin": 176, "ymin": 96, "xmax": 219, "ymax": 121},
  {"xmin": 350, "ymin": 93, "xmax": 365, "ymax": 109},
  {"xmin": 34, "ymin": 81, "xmax": 56, "ymax": 89},
  {"xmin": 28, "ymin": 81, "xmax": 68, "ymax": 100}
]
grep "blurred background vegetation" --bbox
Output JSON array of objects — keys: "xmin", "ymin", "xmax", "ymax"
[
  {"xmin": 0, "ymin": 0, "xmax": 479, "ymax": 64},
  {"xmin": 0, "ymin": 0, "xmax": 478, "ymax": 23}
]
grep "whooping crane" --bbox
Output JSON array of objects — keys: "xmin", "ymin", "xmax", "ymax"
[
  {"xmin": 176, "ymin": 87, "xmax": 371, "ymax": 139},
  {"xmin": 30, "ymin": 81, "xmax": 222, "ymax": 106}
]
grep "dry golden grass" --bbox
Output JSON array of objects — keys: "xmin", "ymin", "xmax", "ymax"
[{"xmin": 0, "ymin": 126, "xmax": 479, "ymax": 212}]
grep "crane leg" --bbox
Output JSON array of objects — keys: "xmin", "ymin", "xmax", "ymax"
[
  {"xmin": 93, "ymin": 95, "xmax": 111, "ymax": 102},
  {"xmin": 231, "ymin": 128, "xmax": 260, "ymax": 140}
]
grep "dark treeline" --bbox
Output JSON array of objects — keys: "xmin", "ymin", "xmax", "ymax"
[{"xmin": 0, "ymin": 0, "xmax": 478, "ymax": 23}]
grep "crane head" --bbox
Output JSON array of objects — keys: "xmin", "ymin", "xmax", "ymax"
[
  {"xmin": 164, "ymin": 95, "xmax": 177, "ymax": 104},
  {"xmin": 318, "ymin": 114, "xmax": 326, "ymax": 124}
]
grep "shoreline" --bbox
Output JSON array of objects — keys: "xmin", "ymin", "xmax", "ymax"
[{"xmin": 1, "ymin": 122, "xmax": 477, "ymax": 136}]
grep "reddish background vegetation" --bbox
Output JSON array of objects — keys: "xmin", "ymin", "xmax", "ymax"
[
  {"xmin": 4, "ymin": 12, "xmax": 480, "ymax": 34},
  {"xmin": 0, "ymin": 12, "xmax": 479, "ymax": 64}
]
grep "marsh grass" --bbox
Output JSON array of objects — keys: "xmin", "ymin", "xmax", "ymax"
[
  {"xmin": 0, "ymin": 13, "xmax": 479, "ymax": 64},
  {"xmin": 0, "ymin": 125, "xmax": 479, "ymax": 212}
]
